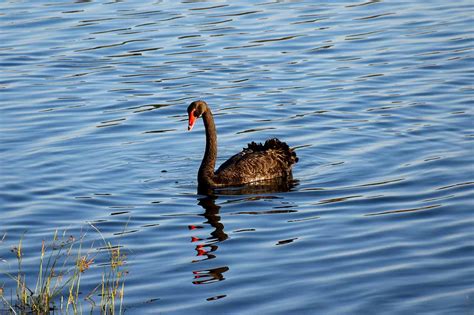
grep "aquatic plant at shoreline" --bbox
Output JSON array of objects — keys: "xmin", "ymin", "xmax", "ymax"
[{"xmin": 0, "ymin": 226, "xmax": 127, "ymax": 314}]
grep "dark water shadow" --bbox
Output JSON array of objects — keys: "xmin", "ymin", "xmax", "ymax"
[{"xmin": 198, "ymin": 178, "xmax": 299, "ymax": 196}]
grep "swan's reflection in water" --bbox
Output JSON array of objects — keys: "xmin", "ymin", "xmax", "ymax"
[
  {"xmin": 190, "ymin": 195, "xmax": 229, "ymax": 285},
  {"xmin": 190, "ymin": 180, "xmax": 297, "ymax": 285},
  {"xmin": 192, "ymin": 266, "xmax": 230, "ymax": 285},
  {"xmin": 190, "ymin": 195, "xmax": 228, "ymax": 261}
]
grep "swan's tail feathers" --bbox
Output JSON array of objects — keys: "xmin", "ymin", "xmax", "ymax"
[{"xmin": 246, "ymin": 138, "xmax": 298, "ymax": 166}]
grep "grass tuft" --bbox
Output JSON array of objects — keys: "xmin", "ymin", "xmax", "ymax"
[{"xmin": 0, "ymin": 226, "xmax": 127, "ymax": 314}]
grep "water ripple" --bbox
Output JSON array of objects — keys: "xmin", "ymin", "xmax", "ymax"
[{"xmin": 0, "ymin": 0, "xmax": 472, "ymax": 314}]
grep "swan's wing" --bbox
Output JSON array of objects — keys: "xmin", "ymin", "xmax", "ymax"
[
  {"xmin": 215, "ymin": 149, "xmax": 291, "ymax": 183},
  {"xmin": 215, "ymin": 141, "xmax": 267, "ymax": 175},
  {"xmin": 217, "ymin": 139, "xmax": 297, "ymax": 172},
  {"xmin": 215, "ymin": 138, "xmax": 298, "ymax": 185},
  {"xmin": 215, "ymin": 150, "xmax": 248, "ymax": 174}
]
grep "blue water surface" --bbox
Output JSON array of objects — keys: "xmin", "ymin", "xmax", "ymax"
[{"xmin": 1, "ymin": 0, "xmax": 473, "ymax": 314}]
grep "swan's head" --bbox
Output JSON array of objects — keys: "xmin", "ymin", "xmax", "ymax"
[{"xmin": 187, "ymin": 100, "xmax": 208, "ymax": 131}]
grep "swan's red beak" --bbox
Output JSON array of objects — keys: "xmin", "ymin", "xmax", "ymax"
[{"xmin": 188, "ymin": 109, "xmax": 196, "ymax": 131}]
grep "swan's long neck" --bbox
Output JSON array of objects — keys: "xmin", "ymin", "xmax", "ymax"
[{"xmin": 198, "ymin": 110, "xmax": 218, "ymax": 187}]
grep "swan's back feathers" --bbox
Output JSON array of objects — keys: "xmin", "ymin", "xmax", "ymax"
[
  {"xmin": 246, "ymin": 138, "xmax": 298, "ymax": 165},
  {"xmin": 215, "ymin": 138, "xmax": 298, "ymax": 185}
]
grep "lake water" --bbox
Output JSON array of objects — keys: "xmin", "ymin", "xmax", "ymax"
[{"xmin": 1, "ymin": 0, "xmax": 473, "ymax": 314}]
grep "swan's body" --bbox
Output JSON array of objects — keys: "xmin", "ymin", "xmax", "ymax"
[{"xmin": 187, "ymin": 100, "xmax": 298, "ymax": 190}]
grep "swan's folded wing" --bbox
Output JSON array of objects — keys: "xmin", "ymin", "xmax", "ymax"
[
  {"xmin": 215, "ymin": 149, "xmax": 291, "ymax": 184},
  {"xmin": 214, "ymin": 138, "xmax": 297, "ymax": 185},
  {"xmin": 215, "ymin": 150, "xmax": 249, "ymax": 175}
]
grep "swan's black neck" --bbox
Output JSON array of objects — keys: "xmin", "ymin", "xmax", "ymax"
[{"xmin": 198, "ymin": 110, "xmax": 218, "ymax": 188}]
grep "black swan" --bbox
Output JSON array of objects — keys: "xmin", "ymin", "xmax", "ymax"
[{"xmin": 187, "ymin": 100, "xmax": 298, "ymax": 190}]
